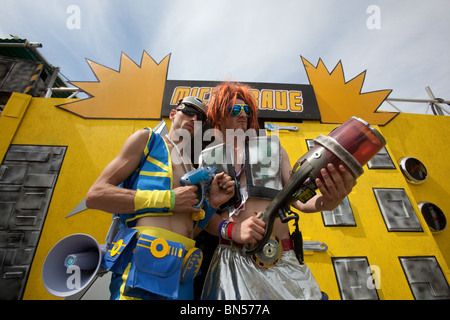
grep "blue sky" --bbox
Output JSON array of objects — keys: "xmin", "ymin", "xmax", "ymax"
[{"xmin": 1, "ymin": 0, "xmax": 449, "ymax": 114}]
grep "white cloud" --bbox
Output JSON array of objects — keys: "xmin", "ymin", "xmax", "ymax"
[{"xmin": 1, "ymin": 0, "xmax": 449, "ymax": 114}]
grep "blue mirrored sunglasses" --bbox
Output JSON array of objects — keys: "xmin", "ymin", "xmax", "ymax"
[{"xmin": 228, "ymin": 104, "xmax": 251, "ymax": 117}]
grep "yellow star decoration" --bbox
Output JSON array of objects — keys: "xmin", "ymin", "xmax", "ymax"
[
  {"xmin": 58, "ymin": 52, "xmax": 170, "ymax": 119},
  {"xmin": 302, "ymin": 56, "xmax": 397, "ymax": 125}
]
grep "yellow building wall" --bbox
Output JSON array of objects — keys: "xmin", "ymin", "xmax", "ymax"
[
  {"xmin": 278, "ymin": 114, "xmax": 450, "ymax": 300},
  {"xmin": 1, "ymin": 95, "xmax": 164, "ymax": 300},
  {"xmin": 2, "ymin": 93, "xmax": 448, "ymax": 300},
  {"xmin": 379, "ymin": 113, "xmax": 450, "ymax": 267}
]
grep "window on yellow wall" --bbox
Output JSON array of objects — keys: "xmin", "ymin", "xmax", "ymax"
[
  {"xmin": 400, "ymin": 256, "xmax": 450, "ymax": 299},
  {"xmin": 305, "ymin": 139, "xmax": 356, "ymax": 227},
  {"xmin": 322, "ymin": 197, "xmax": 356, "ymax": 226},
  {"xmin": 367, "ymin": 147, "xmax": 395, "ymax": 169},
  {"xmin": 373, "ymin": 188, "xmax": 423, "ymax": 232}
]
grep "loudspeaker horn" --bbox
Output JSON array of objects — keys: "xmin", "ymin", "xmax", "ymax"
[{"xmin": 42, "ymin": 233, "xmax": 106, "ymax": 298}]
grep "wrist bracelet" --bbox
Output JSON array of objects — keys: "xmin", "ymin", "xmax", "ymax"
[
  {"xmin": 218, "ymin": 220, "xmax": 235, "ymax": 241},
  {"xmin": 218, "ymin": 220, "xmax": 228, "ymax": 239},
  {"xmin": 227, "ymin": 222, "xmax": 234, "ymax": 240}
]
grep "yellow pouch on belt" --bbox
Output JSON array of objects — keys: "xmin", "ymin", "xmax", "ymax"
[
  {"xmin": 181, "ymin": 248, "xmax": 203, "ymax": 284},
  {"xmin": 102, "ymin": 227, "xmax": 137, "ymax": 274}
]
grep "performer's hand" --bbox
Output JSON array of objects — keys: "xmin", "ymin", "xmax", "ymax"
[
  {"xmin": 208, "ymin": 172, "xmax": 235, "ymax": 209},
  {"xmin": 173, "ymin": 185, "xmax": 200, "ymax": 213},
  {"xmin": 315, "ymin": 163, "xmax": 356, "ymax": 211},
  {"xmin": 232, "ymin": 215, "xmax": 266, "ymax": 244}
]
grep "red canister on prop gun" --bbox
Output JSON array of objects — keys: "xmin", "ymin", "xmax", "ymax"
[{"xmin": 293, "ymin": 117, "xmax": 386, "ymax": 202}]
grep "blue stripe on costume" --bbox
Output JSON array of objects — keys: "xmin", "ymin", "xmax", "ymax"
[{"xmin": 118, "ymin": 128, "xmax": 173, "ymax": 228}]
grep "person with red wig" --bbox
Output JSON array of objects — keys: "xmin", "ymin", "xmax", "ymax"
[{"xmin": 199, "ymin": 82, "xmax": 355, "ymax": 300}]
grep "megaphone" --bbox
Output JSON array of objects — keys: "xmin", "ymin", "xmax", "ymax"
[
  {"xmin": 42, "ymin": 233, "xmax": 106, "ymax": 298},
  {"xmin": 42, "ymin": 215, "xmax": 120, "ymax": 298}
]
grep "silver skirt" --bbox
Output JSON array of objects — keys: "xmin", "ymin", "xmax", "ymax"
[{"xmin": 201, "ymin": 244, "xmax": 322, "ymax": 300}]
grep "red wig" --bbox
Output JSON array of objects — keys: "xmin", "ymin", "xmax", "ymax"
[{"xmin": 207, "ymin": 81, "xmax": 259, "ymax": 131}]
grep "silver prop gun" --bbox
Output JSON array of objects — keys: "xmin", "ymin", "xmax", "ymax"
[{"xmin": 244, "ymin": 117, "xmax": 386, "ymax": 267}]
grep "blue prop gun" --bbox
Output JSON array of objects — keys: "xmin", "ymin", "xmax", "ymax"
[{"xmin": 180, "ymin": 166, "xmax": 218, "ymax": 208}]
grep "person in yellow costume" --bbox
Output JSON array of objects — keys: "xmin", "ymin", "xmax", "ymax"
[{"xmin": 86, "ymin": 97, "xmax": 235, "ymax": 300}]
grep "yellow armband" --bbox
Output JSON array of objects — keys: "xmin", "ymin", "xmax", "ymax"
[{"xmin": 134, "ymin": 189, "xmax": 175, "ymax": 215}]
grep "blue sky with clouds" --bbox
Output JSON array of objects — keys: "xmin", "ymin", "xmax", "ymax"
[{"xmin": 1, "ymin": 0, "xmax": 449, "ymax": 114}]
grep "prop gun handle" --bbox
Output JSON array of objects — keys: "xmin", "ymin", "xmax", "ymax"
[{"xmin": 244, "ymin": 161, "xmax": 314, "ymax": 255}]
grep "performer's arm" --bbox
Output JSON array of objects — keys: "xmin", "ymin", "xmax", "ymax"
[
  {"xmin": 205, "ymin": 213, "xmax": 265, "ymax": 245},
  {"xmin": 86, "ymin": 129, "xmax": 199, "ymax": 214}
]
